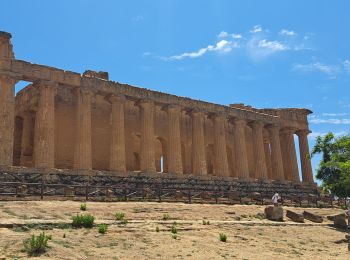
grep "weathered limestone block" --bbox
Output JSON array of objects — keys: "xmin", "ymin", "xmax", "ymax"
[
  {"xmin": 264, "ymin": 205, "xmax": 283, "ymax": 221},
  {"xmin": 327, "ymin": 213, "xmax": 346, "ymax": 221},
  {"xmin": 286, "ymin": 209, "xmax": 304, "ymax": 223},
  {"xmin": 303, "ymin": 211, "xmax": 323, "ymax": 223},
  {"xmin": 64, "ymin": 187, "xmax": 75, "ymax": 197},
  {"xmin": 333, "ymin": 214, "xmax": 347, "ymax": 229},
  {"xmin": 16, "ymin": 185, "xmax": 27, "ymax": 196}
]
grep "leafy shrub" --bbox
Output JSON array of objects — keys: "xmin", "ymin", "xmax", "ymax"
[
  {"xmin": 115, "ymin": 212, "xmax": 125, "ymax": 221},
  {"xmin": 80, "ymin": 203, "xmax": 87, "ymax": 211},
  {"xmin": 162, "ymin": 213, "xmax": 170, "ymax": 220},
  {"xmin": 219, "ymin": 233, "xmax": 227, "ymax": 242},
  {"xmin": 171, "ymin": 224, "xmax": 177, "ymax": 234},
  {"xmin": 98, "ymin": 224, "xmax": 108, "ymax": 234},
  {"xmin": 24, "ymin": 232, "xmax": 52, "ymax": 256},
  {"xmin": 72, "ymin": 214, "xmax": 95, "ymax": 228},
  {"xmin": 202, "ymin": 220, "xmax": 210, "ymax": 225}
]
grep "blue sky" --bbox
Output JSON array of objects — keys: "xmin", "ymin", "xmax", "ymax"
[{"xmin": 1, "ymin": 0, "xmax": 349, "ymax": 181}]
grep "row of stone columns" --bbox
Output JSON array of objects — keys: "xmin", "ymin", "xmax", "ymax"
[{"xmin": 1, "ymin": 80, "xmax": 315, "ymax": 183}]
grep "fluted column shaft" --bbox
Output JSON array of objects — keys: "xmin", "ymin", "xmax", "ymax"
[
  {"xmin": 34, "ymin": 82, "xmax": 55, "ymax": 168},
  {"xmin": 281, "ymin": 128, "xmax": 300, "ymax": 182},
  {"xmin": 167, "ymin": 105, "xmax": 183, "ymax": 174},
  {"xmin": 20, "ymin": 112, "xmax": 35, "ymax": 166},
  {"xmin": 213, "ymin": 114, "xmax": 229, "ymax": 177},
  {"xmin": 268, "ymin": 125, "xmax": 284, "ymax": 181},
  {"xmin": 264, "ymin": 140, "xmax": 273, "ymax": 179},
  {"xmin": 74, "ymin": 89, "xmax": 92, "ymax": 170},
  {"xmin": 233, "ymin": 119, "xmax": 249, "ymax": 179},
  {"xmin": 139, "ymin": 100, "xmax": 156, "ymax": 173},
  {"xmin": 0, "ymin": 76, "xmax": 16, "ymax": 166},
  {"xmin": 297, "ymin": 130, "xmax": 314, "ymax": 183},
  {"xmin": 251, "ymin": 121, "xmax": 268, "ymax": 180},
  {"xmin": 109, "ymin": 95, "xmax": 126, "ymax": 172},
  {"xmin": 191, "ymin": 110, "xmax": 207, "ymax": 175}
]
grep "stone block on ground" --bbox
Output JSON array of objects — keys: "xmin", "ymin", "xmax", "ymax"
[
  {"xmin": 286, "ymin": 209, "xmax": 304, "ymax": 223},
  {"xmin": 327, "ymin": 213, "xmax": 346, "ymax": 221},
  {"xmin": 333, "ymin": 214, "xmax": 347, "ymax": 229},
  {"xmin": 264, "ymin": 206, "xmax": 283, "ymax": 221},
  {"xmin": 303, "ymin": 211, "xmax": 323, "ymax": 223}
]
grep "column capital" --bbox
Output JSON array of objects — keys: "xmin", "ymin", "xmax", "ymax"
[
  {"xmin": 165, "ymin": 103, "xmax": 181, "ymax": 113},
  {"xmin": 136, "ymin": 98, "xmax": 154, "ymax": 108},
  {"xmin": 249, "ymin": 120, "xmax": 265, "ymax": 129},
  {"xmin": 280, "ymin": 127, "xmax": 297, "ymax": 135},
  {"xmin": 190, "ymin": 108, "xmax": 205, "ymax": 118},
  {"xmin": 232, "ymin": 118, "xmax": 247, "ymax": 127},
  {"xmin": 0, "ymin": 74, "xmax": 19, "ymax": 85},
  {"xmin": 210, "ymin": 112, "xmax": 227, "ymax": 121},
  {"xmin": 296, "ymin": 129, "xmax": 311, "ymax": 136},
  {"xmin": 107, "ymin": 94, "xmax": 126, "ymax": 104},
  {"xmin": 266, "ymin": 124, "xmax": 280, "ymax": 131}
]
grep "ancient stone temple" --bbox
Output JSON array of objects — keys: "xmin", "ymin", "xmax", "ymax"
[{"xmin": 0, "ymin": 31, "xmax": 314, "ymax": 186}]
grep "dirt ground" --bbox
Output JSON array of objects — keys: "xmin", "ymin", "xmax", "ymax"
[{"xmin": 0, "ymin": 200, "xmax": 349, "ymax": 259}]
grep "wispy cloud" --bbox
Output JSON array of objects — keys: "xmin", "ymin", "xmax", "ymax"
[
  {"xmin": 309, "ymin": 131, "xmax": 349, "ymax": 139},
  {"xmin": 310, "ymin": 118, "xmax": 350, "ymax": 124},
  {"xmin": 167, "ymin": 40, "xmax": 236, "ymax": 61},
  {"xmin": 322, "ymin": 113, "xmax": 347, "ymax": 117},
  {"xmin": 279, "ymin": 29, "xmax": 297, "ymax": 36},
  {"xmin": 293, "ymin": 60, "xmax": 350, "ymax": 79},
  {"xmin": 161, "ymin": 25, "xmax": 310, "ymax": 61}
]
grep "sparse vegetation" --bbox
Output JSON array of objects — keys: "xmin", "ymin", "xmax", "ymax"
[
  {"xmin": 219, "ymin": 233, "xmax": 227, "ymax": 242},
  {"xmin": 24, "ymin": 232, "xmax": 52, "ymax": 256},
  {"xmin": 156, "ymin": 226, "xmax": 160, "ymax": 232},
  {"xmin": 202, "ymin": 220, "xmax": 210, "ymax": 225},
  {"xmin": 98, "ymin": 224, "xmax": 108, "ymax": 234},
  {"xmin": 115, "ymin": 212, "xmax": 125, "ymax": 221},
  {"xmin": 80, "ymin": 203, "xmax": 87, "ymax": 211},
  {"xmin": 162, "ymin": 213, "xmax": 170, "ymax": 220},
  {"xmin": 171, "ymin": 223, "xmax": 177, "ymax": 234},
  {"xmin": 172, "ymin": 234, "xmax": 177, "ymax": 239},
  {"xmin": 72, "ymin": 214, "xmax": 95, "ymax": 228}
]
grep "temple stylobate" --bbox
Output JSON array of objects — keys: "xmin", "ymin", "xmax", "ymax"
[{"xmin": 0, "ymin": 31, "xmax": 314, "ymax": 184}]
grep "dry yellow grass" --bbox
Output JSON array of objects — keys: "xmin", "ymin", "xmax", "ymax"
[{"xmin": 0, "ymin": 201, "xmax": 349, "ymax": 259}]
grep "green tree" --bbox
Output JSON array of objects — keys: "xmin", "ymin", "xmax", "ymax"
[{"xmin": 311, "ymin": 132, "xmax": 350, "ymax": 198}]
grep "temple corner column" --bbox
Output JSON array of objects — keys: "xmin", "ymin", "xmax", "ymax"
[{"xmin": 297, "ymin": 129, "xmax": 314, "ymax": 184}]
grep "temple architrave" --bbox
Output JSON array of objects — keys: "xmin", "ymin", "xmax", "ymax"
[{"xmin": 0, "ymin": 31, "xmax": 314, "ymax": 185}]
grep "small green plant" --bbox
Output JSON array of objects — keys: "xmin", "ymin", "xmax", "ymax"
[
  {"xmin": 120, "ymin": 219, "xmax": 128, "ymax": 225},
  {"xmin": 72, "ymin": 214, "xmax": 95, "ymax": 228},
  {"xmin": 63, "ymin": 233, "xmax": 66, "ymax": 238},
  {"xmin": 172, "ymin": 234, "xmax": 177, "ymax": 239},
  {"xmin": 171, "ymin": 224, "xmax": 177, "ymax": 234},
  {"xmin": 219, "ymin": 233, "xmax": 227, "ymax": 242},
  {"xmin": 115, "ymin": 212, "xmax": 125, "ymax": 221},
  {"xmin": 80, "ymin": 203, "xmax": 87, "ymax": 211},
  {"xmin": 98, "ymin": 224, "xmax": 108, "ymax": 234},
  {"xmin": 202, "ymin": 220, "xmax": 210, "ymax": 225},
  {"xmin": 24, "ymin": 232, "xmax": 52, "ymax": 256},
  {"xmin": 156, "ymin": 226, "xmax": 160, "ymax": 232},
  {"xmin": 162, "ymin": 213, "xmax": 170, "ymax": 220}
]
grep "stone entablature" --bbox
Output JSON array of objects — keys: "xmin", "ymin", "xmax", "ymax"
[{"xmin": 0, "ymin": 32, "xmax": 315, "ymax": 184}]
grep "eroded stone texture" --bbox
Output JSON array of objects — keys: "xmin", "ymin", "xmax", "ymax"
[{"xmin": 0, "ymin": 31, "xmax": 316, "ymax": 186}]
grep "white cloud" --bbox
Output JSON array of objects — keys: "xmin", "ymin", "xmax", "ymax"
[
  {"xmin": 232, "ymin": 34, "xmax": 242, "ymax": 39},
  {"xmin": 292, "ymin": 62, "xmax": 340, "ymax": 78},
  {"xmin": 250, "ymin": 25, "xmax": 262, "ymax": 34},
  {"xmin": 310, "ymin": 118, "xmax": 350, "ymax": 124},
  {"xmin": 258, "ymin": 39, "xmax": 289, "ymax": 51},
  {"xmin": 321, "ymin": 113, "xmax": 347, "ymax": 117},
  {"xmin": 218, "ymin": 31, "xmax": 229, "ymax": 38},
  {"xmin": 309, "ymin": 131, "xmax": 349, "ymax": 139},
  {"xmin": 167, "ymin": 39, "xmax": 236, "ymax": 60},
  {"xmin": 279, "ymin": 29, "xmax": 297, "ymax": 36}
]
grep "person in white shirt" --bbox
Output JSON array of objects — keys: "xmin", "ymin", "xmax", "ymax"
[{"xmin": 272, "ymin": 193, "xmax": 281, "ymax": 207}]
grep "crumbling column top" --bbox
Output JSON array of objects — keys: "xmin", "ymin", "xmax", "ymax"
[{"xmin": 0, "ymin": 31, "xmax": 12, "ymax": 39}]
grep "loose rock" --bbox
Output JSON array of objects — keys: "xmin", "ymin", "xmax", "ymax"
[
  {"xmin": 264, "ymin": 206, "xmax": 283, "ymax": 221},
  {"xmin": 303, "ymin": 211, "xmax": 323, "ymax": 223},
  {"xmin": 286, "ymin": 210, "xmax": 304, "ymax": 223}
]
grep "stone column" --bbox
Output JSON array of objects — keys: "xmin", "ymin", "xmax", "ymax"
[
  {"xmin": 213, "ymin": 114, "xmax": 229, "ymax": 177},
  {"xmin": 166, "ymin": 104, "xmax": 183, "ymax": 174},
  {"xmin": 191, "ymin": 109, "xmax": 207, "ymax": 175},
  {"xmin": 233, "ymin": 118, "xmax": 249, "ymax": 179},
  {"xmin": 251, "ymin": 121, "xmax": 268, "ymax": 180},
  {"xmin": 109, "ymin": 94, "xmax": 126, "ymax": 172},
  {"xmin": 281, "ymin": 128, "xmax": 300, "ymax": 182},
  {"xmin": 264, "ymin": 140, "xmax": 273, "ymax": 179},
  {"xmin": 74, "ymin": 89, "xmax": 92, "ymax": 170},
  {"xmin": 267, "ymin": 125, "xmax": 284, "ymax": 181},
  {"xmin": 139, "ymin": 99, "xmax": 156, "ymax": 173},
  {"xmin": 33, "ymin": 82, "xmax": 56, "ymax": 168},
  {"xmin": 0, "ymin": 76, "xmax": 16, "ymax": 166},
  {"xmin": 20, "ymin": 112, "xmax": 35, "ymax": 166},
  {"xmin": 297, "ymin": 130, "xmax": 314, "ymax": 183}
]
